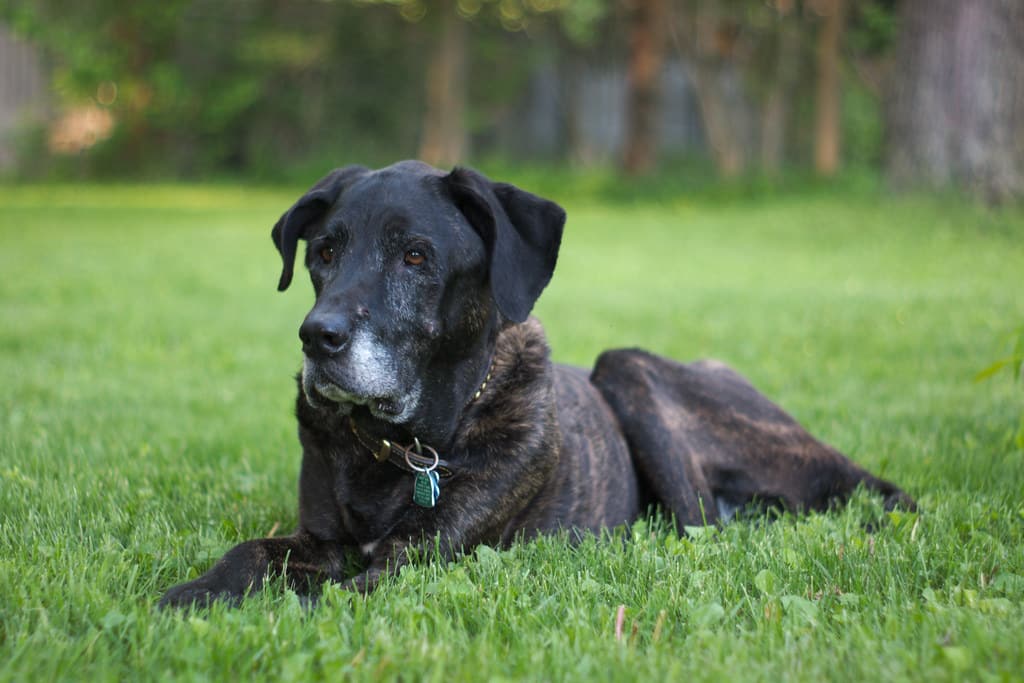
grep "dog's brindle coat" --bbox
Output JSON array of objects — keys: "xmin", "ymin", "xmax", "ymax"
[{"xmin": 160, "ymin": 161, "xmax": 914, "ymax": 607}]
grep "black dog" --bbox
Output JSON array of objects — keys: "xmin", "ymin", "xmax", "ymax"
[{"xmin": 160, "ymin": 161, "xmax": 914, "ymax": 607}]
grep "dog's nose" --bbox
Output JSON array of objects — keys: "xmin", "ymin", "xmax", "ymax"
[{"xmin": 299, "ymin": 314, "xmax": 350, "ymax": 357}]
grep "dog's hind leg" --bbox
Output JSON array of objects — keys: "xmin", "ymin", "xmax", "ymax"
[{"xmin": 590, "ymin": 349, "xmax": 914, "ymax": 528}]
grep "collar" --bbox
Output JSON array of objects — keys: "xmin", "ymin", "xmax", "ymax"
[
  {"xmin": 349, "ymin": 417, "xmax": 455, "ymax": 478},
  {"xmin": 348, "ymin": 358, "xmax": 493, "ymax": 478}
]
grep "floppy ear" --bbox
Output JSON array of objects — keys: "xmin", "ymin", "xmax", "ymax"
[
  {"xmin": 444, "ymin": 167, "xmax": 566, "ymax": 323},
  {"xmin": 271, "ymin": 165, "xmax": 368, "ymax": 291}
]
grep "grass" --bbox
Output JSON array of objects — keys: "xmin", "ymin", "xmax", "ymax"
[{"xmin": 1, "ymin": 182, "xmax": 1023, "ymax": 681}]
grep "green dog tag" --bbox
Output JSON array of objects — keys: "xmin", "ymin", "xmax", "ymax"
[{"xmin": 413, "ymin": 470, "xmax": 440, "ymax": 508}]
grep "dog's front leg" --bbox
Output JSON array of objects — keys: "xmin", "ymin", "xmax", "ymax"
[
  {"xmin": 342, "ymin": 520, "xmax": 463, "ymax": 594},
  {"xmin": 343, "ymin": 479, "xmax": 523, "ymax": 594},
  {"xmin": 159, "ymin": 531, "xmax": 347, "ymax": 608}
]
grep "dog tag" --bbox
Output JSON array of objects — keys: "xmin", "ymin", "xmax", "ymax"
[{"xmin": 413, "ymin": 469, "xmax": 440, "ymax": 508}]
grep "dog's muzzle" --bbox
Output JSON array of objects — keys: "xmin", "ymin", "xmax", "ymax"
[{"xmin": 300, "ymin": 354, "xmax": 420, "ymax": 423}]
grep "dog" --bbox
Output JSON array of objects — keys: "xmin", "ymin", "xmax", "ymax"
[{"xmin": 159, "ymin": 161, "xmax": 914, "ymax": 607}]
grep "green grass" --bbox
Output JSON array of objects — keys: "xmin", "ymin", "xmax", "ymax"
[{"xmin": 1, "ymin": 183, "xmax": 1023, "ymax": 682}]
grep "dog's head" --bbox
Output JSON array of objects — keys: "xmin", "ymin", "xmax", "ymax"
[{"xmin": 272, "ymin": 160, "xmax": 565, "ymax": 430}]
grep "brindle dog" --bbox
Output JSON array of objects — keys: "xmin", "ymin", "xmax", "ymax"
[{"xmin": 159, "ymin": 161, "xmax": 914, "ymax": 607}]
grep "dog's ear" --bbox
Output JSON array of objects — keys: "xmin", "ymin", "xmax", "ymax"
[
  {"xmin": 444, "ymin": 167, "xmax": 566, "ymax": 323},
  {"xmin": 271, "ymin": 165, "xmax": 368, "ymax": 291}
]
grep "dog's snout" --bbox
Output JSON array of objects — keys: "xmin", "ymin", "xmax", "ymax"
[{"xmin": 299, "ymin": 314, "xmax": 351, "ymax": 357}]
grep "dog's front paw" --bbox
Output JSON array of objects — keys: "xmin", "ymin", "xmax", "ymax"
[{"xmin": 158, "ymin": 578, "xmax": 245, "ymax": 609}]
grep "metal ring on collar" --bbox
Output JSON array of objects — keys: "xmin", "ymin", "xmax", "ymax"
[{"xmin": 404, "ymin": 443, "xmax": 439, "ymax": 473}]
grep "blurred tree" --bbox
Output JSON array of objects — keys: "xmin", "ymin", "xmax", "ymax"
[
  {"xmin": 843, "ymin": 0, "xmax": 899, "ymax": 169},
  {"xmin": 376, "ymin": 0, "xmax": 569, "ymax": 166},
  {"xmin": 622, "ymin": 0, "xmax": 668, "ymax": 175},
  {"xmin": 886, "ymin": 0, "xmax": 1024, "ymax": 201},
  {"xmin": 4, "ymin": 0, "xmax": 191, "ymax": 171},
  {"xmin": 812, "ymin": 0, "xmax": 846, "ymax": 176},
  {"xmin": 554, "ymin": 0, "xmax": 616, "ymax": 166},
  {"xmin": 2, "ymin": 0, "xmax": 905, "ymax": 180},
  {"xmin": 674, "ymin": 0, "xmax": 755, "ymax": 177},
  {"xmin": 4, "ymin": 0, "xmax": 427, "ymax": 175},
  {"xmin": 416, "ymin": 0, "xmax": 468, "ymax": 165},
  {"xmin": 759, "ymin": 0, "xmax": 802, "ymax": 174}
]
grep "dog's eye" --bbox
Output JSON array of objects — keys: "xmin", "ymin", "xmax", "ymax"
[
  {"xmin": 404, "ymin": 250, "xmax": 426, "ymax": 266},
  {"xmin": 319, "ymin": 246, "xmax": 335, "ymax": 264}
]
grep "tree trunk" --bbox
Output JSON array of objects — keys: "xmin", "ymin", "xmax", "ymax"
[
  {"xmin": 563, "ymin": 46, "xmax": 593, "ymax": 166},
  {"xmin": 622, "ymin": 0, "xmax": 669, "ymax": 175},
  {"xmin": 813, "ymin": 0, "xmax": 846, "ymax": 177},
  {"xmin": 690, "ymin": 62, "xmax": 747, "ymax": 177},
  {"xmin": 760, "ymin": 6, "xmax": 801, "ymax": 174},
  {"xmin": 677, "ymin": 2, "xmax": 754, "ymax": 178},
  {"xmin": 418, "ymin": 0, "xmax": 467, "ymax": 167},
  {"xmin": 886, "ymin": 0, "xmax": 1024, "ymax": 202}
]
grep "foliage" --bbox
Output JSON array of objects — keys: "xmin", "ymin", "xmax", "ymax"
[
  {"xmin": 556, "ymin": 0, "xmax": 610, "ymax": 46},
  {"xmin": 976, "ymin": 326, "xmax": 1024, "ymax": 450},
  {"xmin": 977, "ymin": 328, "xmax": 1024, "ymax": 385},
  {"xmin": 847, "ymin": 0, "xmax": 900, "ymax": 56},
  {"xmin": 3, "ymin": 0, "xmax": 430, "ymax": 177},
  {"xmin": 1, "ymin": 0, "xmax": 904, "ymax": 180},
  {"xmin": 1, "ymin": 185, "xmax": 1023, "ymax": 680}
]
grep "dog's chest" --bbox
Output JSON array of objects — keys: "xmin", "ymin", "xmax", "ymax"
[{"xmin": 334, "ymin": 465, "xmax": 412, "ymax": 543}]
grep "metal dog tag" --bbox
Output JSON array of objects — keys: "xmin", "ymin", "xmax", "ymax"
[{"xmin": 413, "ymin": 470, "xmax": 440, "ymax": 508}]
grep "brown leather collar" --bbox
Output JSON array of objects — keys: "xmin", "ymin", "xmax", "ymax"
[{"xmin": 349, "ymin": 417, "xmax": 455, "ymax": 478}]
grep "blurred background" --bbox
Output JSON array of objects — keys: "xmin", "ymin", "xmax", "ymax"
[{"xmin": 0, "ymin": 0, "xmax": 1021, "ymax": 201}]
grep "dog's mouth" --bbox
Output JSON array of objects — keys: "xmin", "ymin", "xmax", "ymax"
[
  {"xmin": 301, "ymin": 360, "xmax": 412, "ymax": 421},
  {"xmin": 310, "ymin": 381, "xmax": 402, "ymax": 417}
]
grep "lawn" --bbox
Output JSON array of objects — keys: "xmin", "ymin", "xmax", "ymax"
[{"xmin": 1, "ymin": 181, "xmax": 1022, "ymax": 681}]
